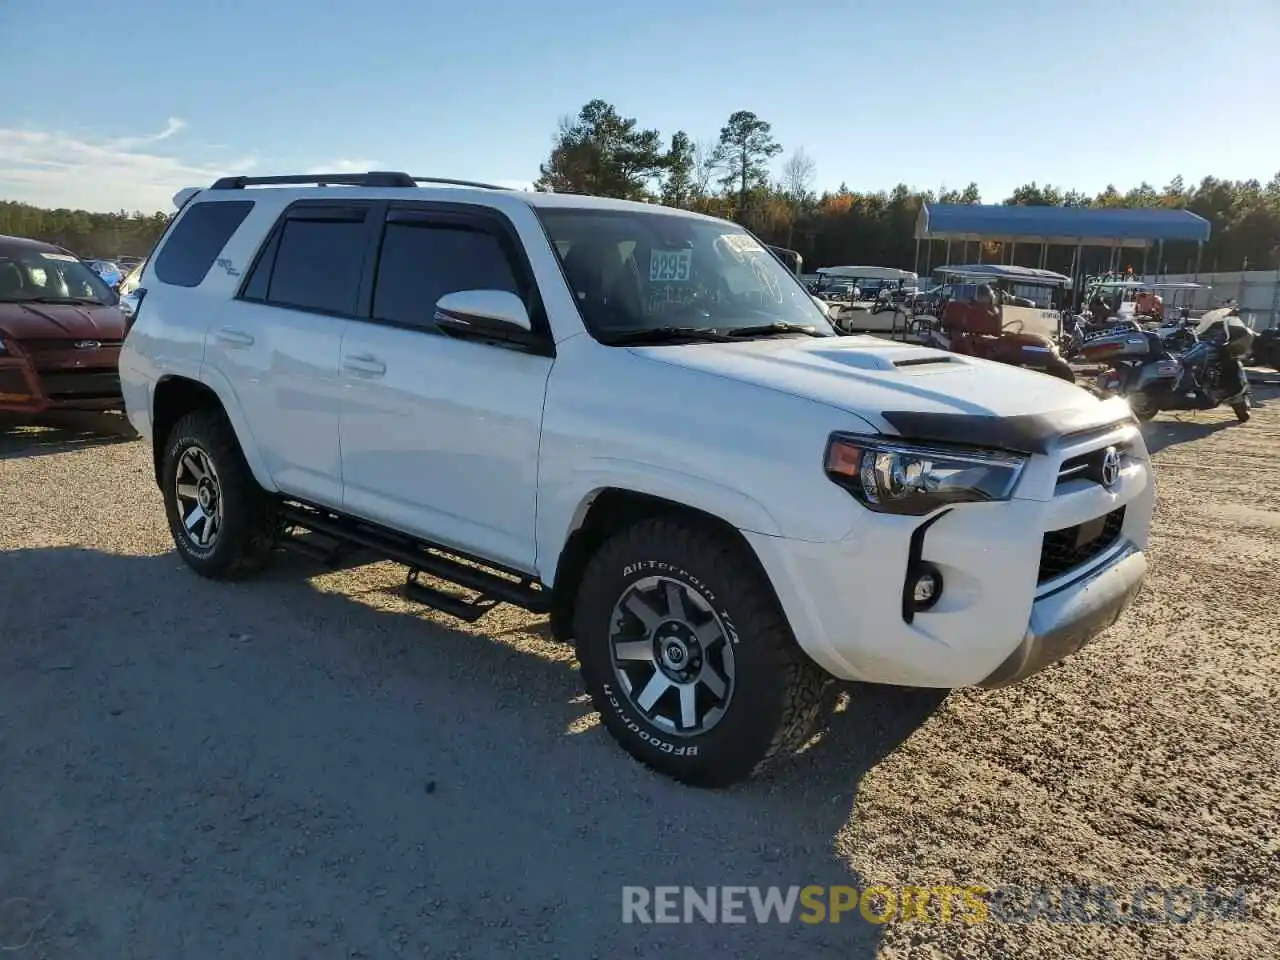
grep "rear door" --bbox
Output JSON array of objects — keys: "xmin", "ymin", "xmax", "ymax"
[{"xmin": 208, "ymin": 200, "xmax": 380, "ymax": 508}]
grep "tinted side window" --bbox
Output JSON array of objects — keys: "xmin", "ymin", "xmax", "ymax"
[
  {"xmin": 265, "ymin": 218, "xmax": 368, "ymax": 316},
  {"xmin": 153, "ymin": 201, "xmax": 254, "ymax": 287},
  {"xmin": 372, "ymin": 222, "xmax": 519, "ymax": 330}
]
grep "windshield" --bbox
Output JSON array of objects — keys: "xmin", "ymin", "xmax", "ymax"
[
  {"xmin": 536, "ymin": 208, "xmax": 834, "ymax": 339},
  {"xmin": 0, "ymin": 250, "xmax": 115, "ymax": 304}
]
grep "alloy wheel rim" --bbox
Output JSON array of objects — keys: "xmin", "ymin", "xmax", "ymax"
[
  {"xmin": 607, "ymin": 575, "xmax": 736, "ymax": 736},
  {"xmin": 174, "ymin": 445, "xmax": 223, "ymax": 550}
]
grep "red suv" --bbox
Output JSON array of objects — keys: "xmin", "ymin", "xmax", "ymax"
[{"xmin": 0, "ymin": 234, "xmax": 127, "ymax": 413}]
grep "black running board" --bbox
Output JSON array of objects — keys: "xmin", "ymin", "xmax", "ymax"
[{"xmin": 276, "ymin": 500, "xmax": 549, "ymax": 621}]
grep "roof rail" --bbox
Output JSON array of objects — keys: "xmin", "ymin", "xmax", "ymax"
[
  {"xmin": 208, "ymin": 172, "xmax": 515, "ymax": 191},
  {"xmin": 410, "ymin": 177, "xmax": 514, "ymax": 191},
  {"xmin": 210, "ymin": 171, "xmax": 417, "ymax": 190}
]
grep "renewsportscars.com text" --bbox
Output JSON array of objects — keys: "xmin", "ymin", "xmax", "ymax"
[{"xmin": 621, "ymin": 884, "xmax": 1255, "ymax": 925}]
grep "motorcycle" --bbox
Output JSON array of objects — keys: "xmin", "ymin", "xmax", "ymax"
[
  {"xmin": 1063, "ymin": 310, "xmax": 1144, "ymax": 361},
  {"xmin": 1081, "ymin": 307, "xmax": 1254, "ymax": 423}
]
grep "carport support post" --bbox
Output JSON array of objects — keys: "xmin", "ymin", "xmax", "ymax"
[
  {"xmin": 1141, "ymin": 244, "xmax": 1149, "ymax": 280},
  {"xmin": 1009, "ymin": 241, "xmax": 1017, "ymax": 266},
  {"xmin": 914, "ymin": 237, "xmax": 921, "ymax": 275},
  {"xmin": 945, "ymin": 239, "xmax": 952, "ymax": 266},
  {"xmin": 1193, "ymin": 241, "xmax": 1203, "ymax": 283},
  {"xmin": 1072, "ymin": 242, "xmax": 1083, "ymax": 307},
  {"xmin": 1156, "ymin": 239, "xmax": 1165, "ymax": 276}
]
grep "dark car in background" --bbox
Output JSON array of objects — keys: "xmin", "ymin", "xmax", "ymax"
[{"xmin": 0, "ymin": 235, "xmax": 127, "ymax": 414}]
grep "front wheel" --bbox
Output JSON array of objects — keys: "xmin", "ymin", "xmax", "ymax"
[
  {"xmin": 1232, "ymin": 398, "xmax": 1251, "ymax": 422},
  {"xmin": 573, "ymin": 517, "xmax": 830, "ymax": 787}
]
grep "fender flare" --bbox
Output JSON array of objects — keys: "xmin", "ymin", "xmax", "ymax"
[
  {"xmin": 160, "ymin": 366, "xmax": 278, "ymax": 493},
  {"xmin": 538, "ymin": 460, "xmax": 783, "ymax": 584}
]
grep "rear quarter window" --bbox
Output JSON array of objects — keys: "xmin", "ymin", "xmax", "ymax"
[{"xmin": 152, "ymin": 200, "xmax": 255, "ymax": 287}]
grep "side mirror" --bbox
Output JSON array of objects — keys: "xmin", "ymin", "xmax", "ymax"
[
  {"xmin": 810, "ymin": 295, "xmax": 830, "ymax": 317},
  {"xmin": 434, "ymin": 289, "xmax": 534, "ymax": 343}
]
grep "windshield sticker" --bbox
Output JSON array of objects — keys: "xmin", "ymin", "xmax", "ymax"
[
  {"xmin": 721, "ymin": 234, "xmax": 765, "ymax": 255},
  {"xmin": 650, "ymin": 248, "xmax": 692, "ymax": 283},
  {"xmin": 40, "ymin": 252, "xmax": 79, "ymax": 262}
]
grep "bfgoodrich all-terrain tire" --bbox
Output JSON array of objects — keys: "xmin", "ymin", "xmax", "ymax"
[
  {"xmin": 161, "ymin": 409, "xmax": 277, "ymax": 580},
  {"xmin": 573, "ymin": 517, "xmax": 831, "ymax": 787}
]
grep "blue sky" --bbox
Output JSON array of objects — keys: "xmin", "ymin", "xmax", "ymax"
[{"xmin": 1, "ymin": 0, "xmax": 1277, "ymax": 213}]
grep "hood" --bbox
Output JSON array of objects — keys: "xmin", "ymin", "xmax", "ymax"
[
  {"xmin": 632, "ymin": 335, "xmax": 1131, "ymax": 452},
  {"xmin": 0, "ymin": 301, "xmax": 127, "ymax": 341}
]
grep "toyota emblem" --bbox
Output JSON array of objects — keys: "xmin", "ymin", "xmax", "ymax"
[{"xmin": 1100, "ymin": 447, "xmax": 1122, "ymax": 489}]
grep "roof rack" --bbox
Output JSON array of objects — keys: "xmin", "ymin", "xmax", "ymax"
[{"xmin": 208, "ymin": 171, "xmax": 514, "ymax": 191}]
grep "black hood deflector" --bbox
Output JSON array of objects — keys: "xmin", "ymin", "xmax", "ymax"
[{"xmin": 880, "ymin": 398, "xmax": 1135, "ymax": 454}]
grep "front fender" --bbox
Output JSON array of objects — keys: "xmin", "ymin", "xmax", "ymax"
[{"xmin": 535, "ymin": 459, "xmax": 782, "ymax": 583}]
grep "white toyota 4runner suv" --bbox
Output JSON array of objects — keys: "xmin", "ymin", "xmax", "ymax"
[{"xmin": 120, "ymin": 172, "xmax": 1154, "ymax": 787}]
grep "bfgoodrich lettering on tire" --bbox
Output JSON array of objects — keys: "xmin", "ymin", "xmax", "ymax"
[
  {"xmin": 161, "ymin": 409, "xmax": 276, "ymax": 580},
  {"xmin": 573, "ymin": 517, "xmax": 830, "ymax": 787}
]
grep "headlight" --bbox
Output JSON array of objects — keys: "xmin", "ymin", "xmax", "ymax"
[{"xmin": 824, "ymin": 434, "xmax": 1027, "ymax": 515}]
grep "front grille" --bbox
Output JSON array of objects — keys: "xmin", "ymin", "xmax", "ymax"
[
  {"xmin": 1057, "ymin": 441, "xmax": 1132, "ymax": 487},
  {"xmin": 38, "ymin": 369, "xmax": 121, "ymax": 399},
  {"xmin": 21, "ymin": 338, "xmax": 124, "ymax": 354},
  {"xmin": 1038, "ymin": 506, "xmax": 1126, "ymax": 584}
]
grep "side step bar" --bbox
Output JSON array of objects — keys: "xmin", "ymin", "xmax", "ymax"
[{"xmin": 277, "ymin": 501, "xmax": 549, "ymax": 621}]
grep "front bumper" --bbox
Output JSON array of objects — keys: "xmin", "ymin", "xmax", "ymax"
[
  {"xmin": 743, "ymin": 424, "xmax": 1155, "ymax": 689},
  {"xmin": 0, "ymin": 347, "xmax": 122, "ymax": 414},
  {"xmin": 978, "ymin": 544, "xmax": 1146, "ymax": 688}
]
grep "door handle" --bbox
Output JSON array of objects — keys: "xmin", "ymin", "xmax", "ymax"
[
  {"xmin": 216, "ymin": 327, "xmax": 255, "ymax": 346},
  {"xmin": 343, "ymin": 354, "xmax": 386, "ymax": 377}
]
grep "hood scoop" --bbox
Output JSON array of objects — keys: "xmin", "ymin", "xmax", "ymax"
[
  {"xmin": 893, "ymin": 354, "xmax": 959, "ymax": 368},
  {"xmin": 806, "ymin": 342, "xmax": 966, "ymax": 372}
]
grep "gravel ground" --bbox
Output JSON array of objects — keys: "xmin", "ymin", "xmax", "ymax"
[{"xmin": 1, "ymin": 388, "xmax": 1277, "ymax": 960}]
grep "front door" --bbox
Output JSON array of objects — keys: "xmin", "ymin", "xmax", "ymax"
[{"xmin": 338, "ymin": 203, "xmax": 554, "ymax": 571}]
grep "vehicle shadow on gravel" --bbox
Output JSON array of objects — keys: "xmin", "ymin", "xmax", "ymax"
[
  {"xmin": 1142, "ymin": 418, "xmax": 1239, "ymax": 455},
  {"xmin": 0, "ymin": 410, "xmax": 137, "ymax": 460},
  {"xmin": 0, "ymin": 546, "xmax": 938, "ymax": 959}
]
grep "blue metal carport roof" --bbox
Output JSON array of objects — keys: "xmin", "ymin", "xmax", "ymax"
[{"xmin": 915, "ymin": 204, "xmax": 1211, "ymax": 248}]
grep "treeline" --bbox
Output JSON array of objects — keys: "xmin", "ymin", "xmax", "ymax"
[
  {"xmin": 4, "ymin": 100, "xmax": 1279, "ymax": 276},
  {"xmin": 536, "ymin": 99, "xmax": 1280, "ymax": 276},
  {"xmin": 0, "ymin": 201, "xmax": 169, "ymax": 260}
]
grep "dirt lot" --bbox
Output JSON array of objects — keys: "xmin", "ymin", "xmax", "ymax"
[{"xmin": 1, "ymin": 387, "xmax": 1277, "ymax": 959}]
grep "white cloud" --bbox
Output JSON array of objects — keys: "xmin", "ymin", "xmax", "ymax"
[
  {"xmin": 0, "ymin": 120, "xmax": 256, "ymax": 213},
  {"xmin": 0, "ymin": 122, "xmax": 540, "ymax": 212},
  {"xmin": 306, "ymin": 158, "xmax": 383, "ymax": 174}
]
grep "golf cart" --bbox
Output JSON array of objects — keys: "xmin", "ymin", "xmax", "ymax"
[
  {"xmin": 912, "ymin": 264, "xmax": 1076, "ymax": 381},
  {"xmin": 812, "ymin": 266, "xmax": 919, "ymax": 334}
]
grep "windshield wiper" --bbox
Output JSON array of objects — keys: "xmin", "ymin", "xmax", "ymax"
[
  {"xmin": 598, "ymin": 326, "xmax": 740, "ymax": 346},
  {"xmin": 23, "ymin": 296, "xmax": 106, "ymax": 306},
  {"xmin": 722, "ymin": 322, "xmax": 829, "ymax": 338}
]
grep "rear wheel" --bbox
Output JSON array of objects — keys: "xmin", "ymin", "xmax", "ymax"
[
  {"xmin": 1128, "ymin": 394, "xmax": 1160, "ymax": 422},
  {"xmin": 1043, "ymin": 356, "xmax": 1076, "ymax": 383},
  {"xmin": 161, "ymin": 409, "xmax": 277, "ymax": 579},
  {"xmin": 573, "ymin": 517, "xmax": 830, "ymax": 787}
]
